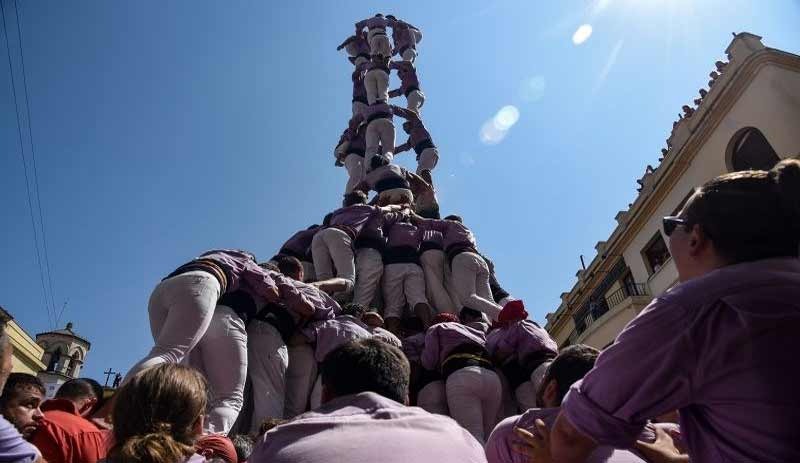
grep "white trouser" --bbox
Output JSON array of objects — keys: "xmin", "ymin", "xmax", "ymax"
[
  {"xmin": 344, "ymin": 153, "xmax": 365, "ymax": 194},
  {"xmin": 301, "ymin": 261, "xmax": 316, "ymax": 283},
  {"xmin": 401, "ymin": 47, "xmax": 417, "ymax": 62},
  {"xmin": 311, "ymin": 228, "xmax": 355, "ymax": 290},
  {"xmin": 514, "ymin": 381, "xmax": 537, "ymax": 413},
  {"xmin": 126, "ymin": 271, "xmax": 222, "ymax": 381},
  {"xmin": 419, "ymin": 249, "xmax": 456, "ymax": 314},
  {"xmin": 530, "ymin": 361, "xmax": 552, "ymax": 406},
  {"xmin": 446, "ymin": 365, "xmax": 502, "ymax": 444},
  {"xmin": 352, "ymin": 100, "xmax": 367, "ymax": 117},
  {"xmin": 184, "ymin": 304, "xmax": 248, "ymax": 435},
  {"xmin": 284, "ymin": 344, "xmax": 317, "ymax": 418},
  {"xmin": 365, "ymin": 118, "xmax": 395, "ymax": 161},
  {"xmin": 449, "ymin": 252, "xmax": 502, "ymax": 320},
  {"xmin": 417, "ymin": 147, "xmax": 438, "ymax": 174},
  {"xmin": 246, "ymin": 321, "xmax": 288, "ymax": 432},
  {"xmin": 364, "ymin": 69, "xmax": 389, "ymax": 105},
  {"xmin": 382, "ymin": 263, "xmax": 428, "ymax": 319},
  {"xmin": 353, "ymin": 247, "xmax": 383, "ymax": 306},
  {"xmin": 309, "ymin": 374, "xmax": 323, "ymax": 410},
  {"xmin": 406, "ymin": 89, "xmax": 425, "ymax": 113},
  {"xmin": 417, "ymin": 380, "xmax": 449, "ymax": 415},
  {"xmin": 367, "ymin": 28, "xmax": 392, "ymax": 57}
]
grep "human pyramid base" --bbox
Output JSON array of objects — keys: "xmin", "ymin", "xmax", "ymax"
[{"xmin": 4, "ymin": 12, "xmax": 800, "ymax": 463}]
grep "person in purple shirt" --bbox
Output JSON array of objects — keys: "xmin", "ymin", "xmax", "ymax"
[
  {"xmin": 420, "ymin": 224, "xmax": 457, "ymax": 314},
  {"xmin": 337, "ymin": 117, "xmax": 369, "ymax": 194},
  {"xmin": 351, "ymin": 59, "xmax": 369, "ymax": 116},
  {"xmin": 486, "ymin": 300, "xmax": 557, "ymax": 412},
  {"xmin": 350, "ymin": 101, "xmax": 396, "ymax": 169},
  {"xmin": 389, "ymin": 61, "xmax": 425, "ymax": 113},
  {"xmin": 362, "ymin": 311, "xmax": 403, "ymax": 348},
  {"xmin": 386, "ymin": 15, "xmax": 422, "ymax": 62},
  {"xmin": 364, "ymin": 54, "xmax": 390, "ymax": 105},
  {"xmin": 249, "ymin": 338, "xmax": 487, "ymax": 463},
  {"xmin": 355, "ymin": 14, "xmax": 392, "ymax": 58},
  {"xmin": 551, "ymin": 159, "xmax": 800, "ymax": 462},
  {"xmin": 487, "ymin": 344, "xmax": 679, "ymax": 463},
  {"xmin": 301, "ymin": 304, "xmax": 374, "ymax": 409},
  {"xmin": 393, "ymin": 105, "xmax": 438, "ymax": 179},
  {"xmin": 272, "ymin": 225, "xmax": 319, "ymax": 282},
  {"xmin": 336, "ymin": 31, "xmax": 370, "ymax": 67},
  {"xmin": 382, "ymin": 219, "xmax": 433, "ymax": 334},
  {"xmin": 352, "ymin": 206, "xmax": 408, "ymax": 307},
  {"xmin": 356, "ymin": 154, "xmax": 414, "ymax": 205},
  {"xmin": 422, "ymin": 317, "xmax": 502, "ymax": 444},
  {"xmin": 413, "ymin": 214, "xmax": 503, "ymax": 320},
  {"xmin": 311, "ymin": 192, "xmax": 375, "ymax": 298}
]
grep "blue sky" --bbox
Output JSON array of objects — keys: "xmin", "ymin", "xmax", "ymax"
[{"xmin": 2, "ymin": 0, "xmax": 799, "ymax": 382}]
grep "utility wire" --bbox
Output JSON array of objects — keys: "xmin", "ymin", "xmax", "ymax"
[
  {"xmin": 1, "ymin": 0, "xmax": 55, "ymax": 328},
  {"xmin": 13, "ymin": 0, "xmax": 58, "ymax": 327}
]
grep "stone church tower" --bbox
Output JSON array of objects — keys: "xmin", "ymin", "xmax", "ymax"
[{"xmin": 35, "ymin": 322, "xmax": 91, "ymax": 397}]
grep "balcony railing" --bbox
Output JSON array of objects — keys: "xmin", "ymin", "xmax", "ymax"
[{"xmin": 605, "ymin": 283, "xmax": 649, "ymax": 309}]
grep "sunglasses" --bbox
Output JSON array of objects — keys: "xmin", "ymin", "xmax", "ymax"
[{"xmin": 662, "ymin": 216, "xmax": 689, "ymax": 237}]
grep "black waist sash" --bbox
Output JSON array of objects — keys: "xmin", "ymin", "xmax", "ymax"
[{"xmin": 442, "ymin": 343, "xmax": 493, "ymax": 379}]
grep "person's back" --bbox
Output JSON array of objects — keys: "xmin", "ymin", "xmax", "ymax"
[
  {"xmin": 31, "ymin": 379, "xmax": 110, "ymax": 463},
  {"xmin": 249, "ymin": 338, "xmax": 487, "ymax": 463},
  {"xmin": 252, "ymin": 392, "xmax": 485, "ymax": 463}
]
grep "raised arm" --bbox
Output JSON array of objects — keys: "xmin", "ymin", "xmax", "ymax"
[
  {"xmin": 388, "ymin": 88, "xmax": 402, "ymax": 98},
  {"xmin": 355, "ymin": 19, "xmax": 368, "ymax": 33},
  {"xmin": 337, "ymin": 35, "xmax": 355, "ymax": 51},
  {"xmin": 390, "ymin": 104, "xmax": 417, "ymax": 121},
  {"xmin": 394, "ymin": 140, "xmax": 412, "ymax": 154}
]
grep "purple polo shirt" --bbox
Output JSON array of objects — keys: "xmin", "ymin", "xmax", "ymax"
[
  {"xmin": 0, "ymin": 416, "xmax": 39, "ymax": 462},
  {"xmin": 356, "ymin": 16, "xmax": 390, "ymax": 31},
  {"xmin": 389, "ymin": 61, "xmax": 420, "ymax": 94},
  {"xmin": 384, "ymin": 221, "xmax": 421, "ymax": 250},
  {"xmin": 302, "ymin": 314, "xmax": 372, "ymax": 362},
  {"xmin": 357, "ymin": 209, "xmax": 405, "ymax": 247},
  {"xmin": 417, "ymin": 219, "xmax": 477, "ymax": 250},
  {"xmin": 291, "ymin": 280, "xmax": 341, "ymax": 324},
  {"xmin": 402, "ymin": 332, "xmax": 426, "ymax": 363},
  {"xmin": 421, "ymin": 322, "xmax": 487, "ymax": 371},
  {"xmin": 486, "ymin": 407, "xmax": 679, "ymax": 463},
  {"xmin": 370, "ymin": 326, "xmax": 403, "ymax": 348},
  {"xmin": 249, "ymin": 392, "xmax": 487, "ymax": 463},
  {"xmin": 421, "ymin": 229, "xmax": 444, "ymax": 251},
  {"xmin": 364, "ymin": 164, "xmax": 408, "ymax": 191},
  {"xmin": 562, "ymin": 257, "xmax": 800, "ymax": 462},
  {"xmin": 486, "ymin": 320, "xmax": 558, "ymax": 364},
  {"xmin": 390, "ymin": 21, "xmax": 420, "ymax": 53},
  {"xmin": 279, "ymin": 227, "xmax": 319, "ymax": 261},
  {"xmin": 328, "ymin": 204, "xmax": 377, "ymax": 238}
]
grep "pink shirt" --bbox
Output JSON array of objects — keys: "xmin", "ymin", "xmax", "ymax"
[
  {"xmin": 417, "ymin": 219, "xmax": 477, "ymax": 250},
  {"xmin": 370, "ymin": 327, "xmax": 402, "ymax": 348},
  {"xmin": 249, "ymin": 392, "xmax": 487, "ymax": 463},
  {"xmin": 486, "ymin": 320, "xmax": 557, "ymax": 365},
  {"xmin": 302, "ymin": 315, "xmax": 372, "ymax": 362},
  {"xmin": 563, "ymin": 258, "xmax": 800, "ymax": 462},
  {"xmin": 421, "ymin": 322, "xmax": 487, "ymax": 371},
  {"xmin": 402, "ymin": 332, "xmax": 426, "ymax": 363},
  {"xmin": 356, "ymin": 16, "xmax": 390, "ymax": 31},
  {"xmin": 486, "ymin": 407, "xmax": 678, "ymax": 463}
]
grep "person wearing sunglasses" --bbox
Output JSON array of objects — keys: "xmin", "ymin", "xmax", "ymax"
[{"xmin": 548, "ymin": 159, "xmax": 800, "ymax": 462}]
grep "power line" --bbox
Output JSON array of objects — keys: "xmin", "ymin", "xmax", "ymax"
[
  {"xmin": 1, "ymin": 0, "xmax": 55, "ymax": 328},
  {"xmin": 13, "ymin": 0, "xmax": 57, "ymax": 327}
]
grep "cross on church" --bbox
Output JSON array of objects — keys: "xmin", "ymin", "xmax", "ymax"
[{"xmin": 104, "ymin": 368, "xmax": 117, "ymax": 387}]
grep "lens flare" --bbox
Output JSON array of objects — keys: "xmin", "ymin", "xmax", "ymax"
[{"xmin": 572, "ymin": 24, "xmax": 593, "ymax": 45}]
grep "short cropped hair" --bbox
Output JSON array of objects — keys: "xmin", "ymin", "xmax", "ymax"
[
  {"xmin": 1, "ymin": 373, "xmax": 45, "ymax": 406},
  {"xmin": 343, "ymin": 191, "xmax": 368, "ymax": 207},
  {"xmin": 274, "ymin": 255, "xmax": 303, "ymax": 281},
  {"xmin": 538, "ymin": 344, "xmax": 599, "ymax": 405},
  {"xmin": 321, "ymin": 338, "xmax": 410, "ymax": 403},
  {"xmin": 444, "ymin": 214, "xmax": 463, "ymax": 223},
  {"xmin": 56, "ymin": 378, "xmax": 97, "ymax": 401}
]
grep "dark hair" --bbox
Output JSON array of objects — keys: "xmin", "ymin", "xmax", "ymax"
[
  {"xmin": 108, "ymin": 364, "xmax": 208, "ymax": 463},
  {"xmin": 683, "ymin": 158, "xmax": 800, "ymax": 263},
  {"xmin": 231, "ymin": 434, "xmax": 254, "ymax": 462},
  {"xmin": 56, "ymin": 378, "xmax": 97, "ymax": 401},
  {"xmin": 274, "ymin": 255, "xmax": 303, "ymax": 281},
  {"xmin": 417, "ymin": 206, "xmax": 441, "ymax": 219},
  {"xmin": 459, "ymin": 307, "xmax": 483, "ymax": 323},
  {"xmin": 370, "ymin": 154, "xmax": 389, "ymax": 170},
  {"xmin": 322, "ymin": 213, "xmax": 333, "ymax": 226},
  {"xmin": 342, "ymin": 303, "xmax": 367, "ymax": 319},
  {"xmin": 258, "ymin": 262, "xmax": 279, "ymax": 273},
  {"xmin": 321, "ymin": 338, "xmax": 410, "ymax": 403},
  {"xmin": 306, "ymin": 224, "xmax": 319, "ymax": 230},
  {"xmin": 81, "ymin": 378, "xmax": 107, "ymax": 413},
  {"xmin": 537, "ymin": 345, "xmax": 599, "ymax": 406},
  {"xmin": 343, "ymin": 191, "xmax": 368, "ymax": 207},
  {"xmin": 0, "ymin": 373, "xmax": 45, "ymax": 406},
  {"xmin": 444, "ymin": 214, "xmax": 463, "ymax": 223}
]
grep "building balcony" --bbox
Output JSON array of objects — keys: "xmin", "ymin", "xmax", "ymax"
[{"xmin": 567, "ymin": 283, "xmax": 652, "ymax": 349}]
